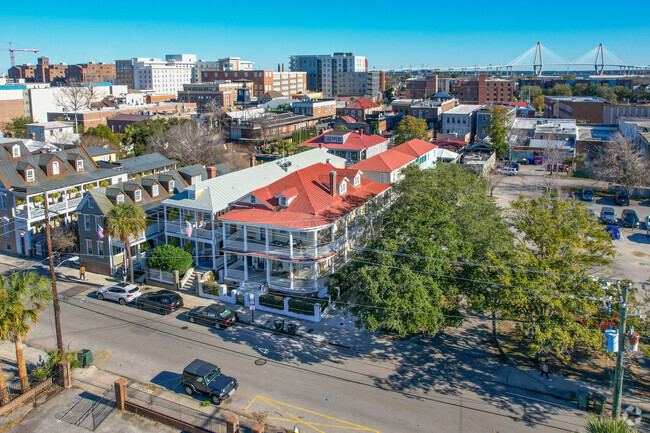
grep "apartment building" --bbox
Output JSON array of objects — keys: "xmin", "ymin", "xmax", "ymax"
[
  {"xmin": 66, "ymin": 63, "xmax": 116, "ymax": 84},
  {"xmin": 200, "ymin": 69, "xmax": 306, "ymax": 98},
  {"xmin": 543, "ymin": 96, "xmax": 609, "ymax": 124},
  {"xmin": 9, "ymin": 57, "xmax": 115, "ymax": 84},
  {"xmin": 132, "ymin": 54, "xmax": 197, "ymax": 94},
  {"xmin": 391, "ymin": 97, "xmax": 456, "ymax": 129},
  {"xmin": 449, "ymin": 75, "xmax": 514, "ymax": 104},
  {"xmin": 26, "ymin": 121, "xmax": 76, "ymax": 144},
  {"xmin": 292, "ymin": 99, "xmax": 336, "ymax": 120},
  {"xmin": 115, "ymin": 59, "xmax": 135, "ymax": 88},
  {"xmin": 300, "ymin": 129, "xmax": 388, "ymax": 165},
  {"xmin": 441, "ymin": 105, "xmax": 484, "ymax": 139},
  {"xmin": 404, "ymin": 76, "xmax": 439, "ymax": 99},
  {"xmin": 230, "ymin": 113, "xmax": 317, "ymax": 144},
  {"xmin": 178, "ymin": 81, "xmax": 252, "ymax": 111},
  {"xmin": 77, "ymin": 165, "xmax": 206, "ymax": 275}
]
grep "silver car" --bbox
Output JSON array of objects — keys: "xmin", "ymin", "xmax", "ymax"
[{"xmin": 96, "ymin": 283, "xmax": 141, "ymax": 305}]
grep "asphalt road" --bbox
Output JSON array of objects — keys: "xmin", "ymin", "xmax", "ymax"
[{"xmin": 26, "ymin": 283, "xmax": 587, "ymax": 433}]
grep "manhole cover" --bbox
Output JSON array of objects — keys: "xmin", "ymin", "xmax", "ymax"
[
  {"xmin": 181, "ymin": 326, "xmax": 188, "ymax": 330},
  {"xmin": 254, "ymin": 359, "xmax": 267, "ymax": 366}
]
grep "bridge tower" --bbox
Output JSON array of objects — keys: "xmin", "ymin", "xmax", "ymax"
[
  {"xmin": 533, "ymin": 42, "xmax": 543, "ymax": 76},
  {"xmin": 594, "ymin": 43, "xmax": 605, "ymax": 75}
]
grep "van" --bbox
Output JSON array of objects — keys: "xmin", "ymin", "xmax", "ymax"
[
  {"xmin": 498, "ymin": 167, "xmax": 517, "ymax": 176},
  {"xmin": 600, "ymin": 207, "xmax": 617, "ymax": 225}
]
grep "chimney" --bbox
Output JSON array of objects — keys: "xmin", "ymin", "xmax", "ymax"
[
  {"xmin": 318, "ymin": 142, "xmax": 323, "ymax": 149},
  {"xmin": 278, "ymin": 64, "xmax": 281, "ymax": 73},
  {"xmin": 207, "ymin": 166, "xmax": 217, "ymax": 179},
  {"xmin": 282, "ymin": 63, "xmax": 285, "ymax": 72},
  {"xmin": 29, "ymin": 132, "xmax": 36, "ymax": 140},
  {"xmin": 357, "ymin": 128, "xmax": 364, "ymax": 136},
  {"xmin": 249, "ymin": 154, "xmax": 256, "ymax": 167},
  {"xmin": 329, "ymin": 171, "xmax": 337, "ymax": 196}
]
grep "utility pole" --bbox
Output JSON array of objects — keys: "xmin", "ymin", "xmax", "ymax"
[
  {"xmin": 43, "ymin": 195, "xmax": 64, "ymax": 353},
  {"xmin": 612, "ymin": 282, "xmax": 628, "ymax": 420}
]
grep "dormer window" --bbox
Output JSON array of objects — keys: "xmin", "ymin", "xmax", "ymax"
[
  {"xmin": 116, "ymin": 194, "xmax": 124, "ymax": 204},
  {"xmin": 26, "ymin": 169, "xmax": 35, "ymax": 182},
  {"xmin": 168, "ymin": 180, "xmax": 175, "ymax": 192},
  {"xmin": 12, "ymin": 145, "xmax": 20, "ymax": 158},
  {"xmin": 152, "ymin": 185, "xmax": 159, "ymax": 197},
  {"xmin": 134, "ymin": 190, "xmax": 142, "ymax": 202},
  {"xmin": 279, "ymin": 196, "xmax": 287, "ymax": 206},
  {"xmin": 251, "ymin": 195, "xmax": 256, "ymax": 204},
  {"xmin": 354, "ymin": 174, "xmax": 360, "ymax": 186},
  {"xmin": 76, "ymin": 160, "xmax": 84, "ymax": 172},
  {"xmin": 52, "ymin": 161, "xmax": 60, "ymax": 175},
  {"xmin": 339, "ymin": 182, "xmax": 347, "ymax": 195}
]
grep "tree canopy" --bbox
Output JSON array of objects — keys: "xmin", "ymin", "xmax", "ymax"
[
  {"xmin": 593, "ymin": 133, "xmax": 649, "ymax": 193},
  {"xmin": 485, "ymin": 106, "xmax": 513, "ymax": 157},
  {"xmin": 394, "ymin": 116, "xmax": 428, "ymax": 145},
  {"xmin": 332, "ymin": 165, "xmax": 513, "ymax": 336},
  {"xmin": 123, "ymin": 117, "xmax": 193, "ymax": 156},
  {"xmin": 1, "ymin": 116, "xmax": 34, "ymax": 138},
  {"xmin": 106, "ymin": 202, "xmax": 146, "ymax": 283},
  {"xmin": 147, "ymin": 244, "xmax": 193, "ymax": 274}
]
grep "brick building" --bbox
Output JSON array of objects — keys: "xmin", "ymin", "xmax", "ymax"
[
  {"xmin": 9, "ymin": 57, "xmax": 116, "ymax": 84},
  {"xmin": 543, "ymin": 96, "xmax": 609, "ymax": 124},
  {"xmin": 200, "ymin": 69, "xmax": 306, "ymax": 98},
  {"xmin": 336, "ymin": 98, "xmax": 382, "ymax": 121},
  {"xmin": 178, "ymin": 81, "xmax": 252, "ymax": 112},
  {"xmin": 449, "ymin": 75, "xmax": 514, "ymax": 104},
  {"xmin": 292, "ymin": 99, "xmax": 336, "ymax": 120},
  {"xmin": 230, "ymin": 113, "xmax": 317, "ymax": 145},
  {"xmin": 115, "ymin": 60, "xmax": 134, "ymax": 88},
  {"xmin": 66, "ymin": 63, "xmax": 116, "ymax": 83},
  {"xmin": 404, "ymin": 76, "xmax": 439, "ymax": 99}
]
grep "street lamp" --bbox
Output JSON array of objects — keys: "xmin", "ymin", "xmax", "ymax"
[{"xmin": 56, "ymin": 255, "xmax": 79, "ymax": 269}]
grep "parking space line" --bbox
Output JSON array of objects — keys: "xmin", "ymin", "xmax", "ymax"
[
  {"xmin": 243, "ymin": 395, "xmax": 258, "ymax": 412},
  {"xmin": 92, "ymin": 350, "xmax": 112, "ymax": 368}
]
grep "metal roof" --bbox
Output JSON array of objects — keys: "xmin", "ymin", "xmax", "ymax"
[{"xmin": 117, "ymin": 153, "xmax": 177, "ymax": 174}]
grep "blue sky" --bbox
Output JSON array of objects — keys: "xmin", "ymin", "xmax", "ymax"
[{"xmin": 2, "ymin": 0, "xmax": 649, "ymax": 73}]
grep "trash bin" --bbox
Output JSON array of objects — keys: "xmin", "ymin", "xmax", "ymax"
[
  {"xmin": 286, "ymin": 323, "xmax": 297, "ymax": 336},
  {"xmin": 591, "ymin": 394, "xmax": 606, "ymax": 415},
  {"xmin": 77, "ymin": 349, "xmax": 93, "ymax": 368},
  {"xmin": 576, "ymin": 392, "xmax": 590, "ymax": 411},
  {"xmin": 273, "ymin": 320, "xmax": 285, "ymax": 333}
]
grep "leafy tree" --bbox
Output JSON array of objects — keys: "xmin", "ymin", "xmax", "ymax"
[
  {"xmin": 572, "ymin": 83, "xmax": 588, "ymax": 96},
  {"xmin": 594, "ymin": 85, "xmax": 617, "ymax": 103},
  {"xmin": 485, "ymin": 106, "xmax": 513, "ymax": 157},
  {"xmin": 147, "ymin": 244, "xmax": 193, "ymax": 274},
  {"xmin": 532, "ymin": 95, "xmax": 545, "ymax": 115},
  {"xmin": 123, "ymin": 117, "xmax": 192, "ymax": 156},
  {"xmin": 470, "ymin": 195, "xmax": 615, "ymax": 363},
  {"xmin": 84, "ymin": 124, "xmax": 122, "ymax": 146},
  {"xmin": 546, "ymin": 84, "xmax": 572, "ymax": 97},
  {"xmin": 394, "ymin": 116, "xmax": 428, "ymax": 145},
  {"xmin": 270, "ymin": 139, "xmax": 298, "ymax": 156},
  {"xmin": 0, "ymin": 272, "xmax": 52, "ymax": 392},
  {"xmin": 1, "ymin": 116, "xmax": 34, "ymax": 138},
  {"xmin": 518, "ymin": 85, "xmax": 543, "ymax": 101},
  {"xmin": 337, "ymin": 125, "xmax": 349, "ymax": 130},
  {"xmin": 593, "ymin": 133, "xmax": 649, "ymax": 193},
  {"xmin": 106, "ymin": 203, "xmax": 146, "ymax": 284},
  {"xmin": 333, "ymin": 165, "xmax": 513, "ymax": 336},
  {"xmin": 562, "ymin": 74, "xmax": 576, "ymax": 80}
]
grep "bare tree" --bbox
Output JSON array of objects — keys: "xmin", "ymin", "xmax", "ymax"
[
  {"xmin": 50, "ymin": 224, "xmax": 79, "ymax": 253},
  {"xmin": 593, "ymin": 132, "xmax": 650, "ymax": 194},
  {"xmin": 543, "ymin": 140, "xmax": 565, "ymax": 176},
  {"xmin": 482, "ymin": 167, "xmax": 506, "ymax": 197},
  {"xmin": 54, "ymin": 81, "xmax": 99, "ymax": 133}
]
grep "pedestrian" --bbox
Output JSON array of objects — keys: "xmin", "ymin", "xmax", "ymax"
[
  {"xmin": 79, "ymin": 265, "xmax": 86, "ymax": 281},
  {"xmin": 122, "ymin": 268, "xmax": 127, "ymax": 284},
  {"xmin": 540, "ymin": 359, "xmax": 551, "ymax": 381}
]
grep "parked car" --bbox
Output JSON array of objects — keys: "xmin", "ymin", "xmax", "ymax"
[
  {"xmin": 135, "ymin": 290, "xmax": 184, "ymax": 314},
  {"xmin": 614, "ymin": 192, "xmax": 629, "ymax": 206},
  {"xmin": 505, "ymin": 161, "xmax": 520, "ymax": 170},
  {"xmin": 182, "ymin": 359, "xmax": 238, "ymax": 405},
  {"xmin": 187, "ymin": 304, "xmax": 239, "ymax": 328},
  {"xmin": 621, "ymin": 209, "xmax": 639, "ymax": 228},
  {"xmin": 96, "ymin": 283, "xmax": 141, "ymax": 305},
  {"xmin": 600, "ymin": 207, "xmax": 617, "ymax": 225},
  {"xmin": 605, "ymin": 225, "xmax": 621, "ymax": 239},
  {"xmin": 581, "ymin": 189, "xmax": 595, "ymax": 201},
  {"xmin": 644, "ymin": 216, "xmax": 650, "ymax": 230},
  {"xmin": 498, "ymin": 167, "xmax": 517, "ymax": 176}
]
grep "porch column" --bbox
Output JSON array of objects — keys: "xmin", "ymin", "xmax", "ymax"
[
  {"xmin": 289, "ymin": 262, "xmax": 293, "ymax": 290},
  {"xmin": 26, "ymin": 197, "xmax": 31, "ymax": 220},
  {"xmin": 243, "ymin": 257, "xmax": 248, "ymax": 280},
  {"xmin": 313, "ymin": 263, "xmax": 317, "ymax": 290},
  {"xmin": 223, "ymin": 253, "xmax": 229, "ymax": 279},
  {"xmin": 243, "ymin": 225, "xmax": 248, "ymax": 250},
  {"xmin": 222, "ymin": 222, "xmax": 227, "ymax": 247},
  {"xmin": 164, "ymin": 206, "xmax": 168, "ymax": 243},
  {"xmin": 344, "ymin": 218, "xmax": 348, "ymax": 263},
  {"xmin": 313, "ymin": 231, "xmax": 317, "ymax": 256},
  {"xmin": 265, "ymin": 228, "xmax": 269, "ymax": 254},
  {"xmin": 179, "ymin": 208, "xmax": 182, "ymax": 235},
  {"xmin": 289, "ymin": 231, "xmax": 293, "ymax": 258},
  {"xmin": 330, "ymin": 257, "xmax": 334, "ymax": 273},
  {"xmin": 64, "ymin": 192, "xmax": 69, "ymax": 215},
  {"xmin": 266, "ymin": 259, "xmax": 271, "ymax": 284},
  {"xmin": 330, "ymin": 225, "xmax": 335, "ymax": 252},
  {"xmin": 194, "ymin": 240, "xmax": 199, "ymax": 266},
  {"xmin": 211, "ymin": 213, "xmax": 216, "ymax": 270}
]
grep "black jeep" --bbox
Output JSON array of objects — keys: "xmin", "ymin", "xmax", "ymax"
[{"xmin": 181, "ymin": 359, "xmax": 238, "ymax": 405}]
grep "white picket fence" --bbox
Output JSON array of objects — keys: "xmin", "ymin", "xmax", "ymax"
[{"xmin": 148, "ymin": 268, "xmax": 175, "ymax": 284}]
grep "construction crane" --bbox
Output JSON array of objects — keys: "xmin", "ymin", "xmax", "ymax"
[{"xmin": 1, "ymin": 42, "xmax": 40, "ymax": 67}]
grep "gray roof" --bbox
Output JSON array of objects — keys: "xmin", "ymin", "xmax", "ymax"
[
  {"xmin": 443, "ymin": 105, "xmax": 484, "ymax": 115},
  {"xmin": 85, "ymin": 146, "xmax": 117, "ymax": 157},
  {"xmin": 117, "ymin": 153, "xmax": 177, "ymax": 174},
  {"xmin": 162, "ymin": 148, "xmax": 346, "ymax": 212}
]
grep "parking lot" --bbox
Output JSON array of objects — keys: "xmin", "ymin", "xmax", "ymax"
[{"xmin": 494, "ymin": 165, "xmax": 650, "ymax": 289}]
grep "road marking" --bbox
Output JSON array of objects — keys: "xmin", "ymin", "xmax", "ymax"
[
  {"xmin": 243, "ymin": 395, "xmax": 258, "ymax": 412},
  {"xmin": 93, "ymin": 350, "xmax": 112, "ymax": 368}
]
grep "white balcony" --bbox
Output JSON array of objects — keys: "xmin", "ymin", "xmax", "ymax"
[
  {"xmin": 165, "ymin": 220, "xmax": 220, "ymax": 241},
  {"xmin": 16, "ymin": 197, "xmax": 83, "ymax": 220}
]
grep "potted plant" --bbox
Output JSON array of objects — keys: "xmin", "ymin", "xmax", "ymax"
[
  {"xmin": 85, "ymin": 183, "xmax": 95, "ymax": 191},
  {"xmin": 100, "ymin": 180, "xmax": 109, "ymax": 187},
  {"xmin": 16, "ymin": 197, "xmax": 26, "ymax": 205},
  {"xmin": 52, "ymin": 192, "xmax": 61, "ymax": 203},
  {"xmin": 32, "ymin": 195, "xmax": 44, "ymax": 206},
  {"xmin": 70, "ymin": 187, "xmax": 79, "ymax": 198}
]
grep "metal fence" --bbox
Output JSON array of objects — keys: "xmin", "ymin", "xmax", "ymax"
[
  {"xmin": 1, "ymin": 370, "xmax": 56, "ymax": 405},
  {"xmin": 126, "ymin": 386, "xmax": 232, "ymax": 433}
]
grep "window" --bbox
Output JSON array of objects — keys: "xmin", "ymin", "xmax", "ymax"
[
  {"xmin": 279, "ymin": 196, "xmax": 287, "ymax": 206},
  {"xmin": 0, "ymin": 193, "xmax": 5, "ymax": 210},
  {"xmin": 134, "ymin": 190, "xmax": 142, "ymax": 202},
  {"xmin": 339, "ymin": 182, "xmax": 347, "ymax": 195},
  {"xmin": 52, "ymin": 161, "xmax": 59, "ymax": 175},
  {"xmin": 251, "ymin": 195, "xmax": 256, "ymax": 204},
  {"xmin": 26, "ymin": 169, "xmax": 35, "ymax": 182},
  {"xmin": 95, "ymin": 216, "xmax": 101, "ymax": 231},
  {"xmin": 84, "ymin": 215, "xmax": 90, "ymax": 231},
  {"xmin": 2, "ymin": 218, "xmax": 8, "ymax": 237},
  {"xmin": 116, "ymin": 194, "xmax": 124, "ymax": 204},
  {"xmin": 76, "ymin": 160, "xmax": 84, "ymax": 172},
  {"xmin": 152, "ymin": 185, "xmax": 159, "ymax": 197},
  {"xmin": 12, "ymin": 145, "xmax": 20, "ymax": 158},
  {"xmin": 97, "ymin": 241, "xmax": 104, "ymax": 258},
  {"xmin": 86, "ymin": 239, "xmax": 93, "ymax": 255},
  {"xmin": 168, "ymin": 180, "xmax": 175, "ymax": 192}
]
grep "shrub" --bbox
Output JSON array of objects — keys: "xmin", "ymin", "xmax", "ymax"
[
  {"xmin": 33, "ymin": 195, "xmax": 44, "ymax": 203},
  {"xmin": 70, "ymin": 187, "xmax": 78, "ymax": 194},
  {"xmin": 288, "ymin": 298, "xmax": 328, "ymax": 315},
  {"xmin": 85, "ymin": 183, "xmax": 95, "ymax": 190},
  {"xmin": 139, "ymin": 240, "xmax": 151, "ymax": 252},
  {"xmin": 147, "ymin": 244, "xmax": 193, "ymax": 274},
  {"xmin": 585, "ymin": 416, "xmax": 638, "ymax": 433},
  {"xmin": 202, "ymin": 281, "xmax": 220, "ymax": 295},
  {"xmin": 183, "ymin": 241, "xmax": 195, "ymax": 252},
  {"xmin": 100, "ymin": 180, "xmax": 109, "ymax": 187},
  {"xmin": 16, "ymin": 197, "xmax": 26, "ymax": 205},
  {"xmin": 327, "ymin": 287, "xmax": 339, "ymax": 302},
  {"xmin": 259, "ymin": 294, "xmax": 284, "ymax": 310},
  {"xmin": 52, "ymin": 192, "xmax": 60, "ymax": 199}
]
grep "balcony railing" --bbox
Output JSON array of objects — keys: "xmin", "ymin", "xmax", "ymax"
[
  {"xmin": 165, "ymin": 221, "xmax": 220, "ymax": 241},
  {"xmin": 16, "ymin": 197, "xmax": 83, "ymax": 220}
]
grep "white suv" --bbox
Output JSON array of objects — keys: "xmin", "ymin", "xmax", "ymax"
[
  {"xmin": 96, "ymin": 283, "xmax": 141, "ymax": 305},
  {"xmin": 498, "ymin": 167, "xmax": 517, "ymax": 176}
]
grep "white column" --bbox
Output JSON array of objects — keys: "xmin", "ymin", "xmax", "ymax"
[
  {"xmin": 313, "ymin": 263, "xmax": 317, "ymax": 290},
  {"xmin": 330, "ymin": 225, "xmax": 335, "ymax": 252},
  {"xmin": 179, "ymin": 208, "xmax": 182, "ymax": 234},
  {"xmin": 344, "ymin": 218, "xmax": 348, "ymax": 263},
  {"xmin": 243, "ymin": 257, "xmax": 248, "ymax": 280},
  {"xmin": 266, "ymin": 259, "xmax": 271, "ymax": 284},
  {"xmin": 265, "ymin": 228, "xmax": 269, "ymax": 254},
  {"xmin": 289, "ymin": 262, "xmax": 293, "ymax": 290},
  {"xmin": 313, "ymin": 231, "xmax": 317, "ymax": 256},
  {"xmin": 223, "ymin": 253, "xmax": 229, "ymax": 278},
  {"xmin": 211, "ymin": 213, "xmax": 216, "ymax": 270},
  {"xmin": 222, "ymin": 222, "xmax": 227, "ymax": 247},
  {"xmin": 289, "ymin": 231, "xmax": 293, "ymax": 258},
  {"xmin": 243, "ymin": 225, "xmax": 248, "ymax": 250},
  {"xmin": 194, "ymin": 240, "xmax": 199, "ymax": 266}
]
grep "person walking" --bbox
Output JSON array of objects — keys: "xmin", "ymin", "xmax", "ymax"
[
  {"xmin": 540, "ymin": 359, "xmax": 551, "ymax": 381},
  {"xmin": 79, "ymin": 265, "xmax": 86, "ymax": 281},
  {"xmin": 122, "ymin": 268, "xmax": 127, "ymax": 284}
]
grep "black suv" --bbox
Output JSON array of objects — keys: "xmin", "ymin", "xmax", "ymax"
[
  {"xmin": 135, "ymin": 290, "xmax": 184, "ymax": 314},
  {"xmin": 182, "ymin": 359, "xmax": 237, "ymax": 405},
  {"xmin": 615, "ymin": 192, "xmax": 630, "ymax": 206},
  {"xmin": 187, "ymin": 304, "xmax": 238, "ymax": 328},
  {"xmin": 621, "ymin": 209, "xmax": 639, "ymax": 228}
]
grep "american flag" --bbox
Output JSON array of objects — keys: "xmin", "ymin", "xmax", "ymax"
[{"xmin": 97, "ymin": 226, "xmax": 104, "ymax": 239}]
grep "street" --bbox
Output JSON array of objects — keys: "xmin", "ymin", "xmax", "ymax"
[{"xmin": 23, "ymin": 280, "xmax": 587, "ymax": 433}]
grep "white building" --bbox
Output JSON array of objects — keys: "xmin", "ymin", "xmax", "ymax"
[
  {"xmin": 441, "ymin": 104, "xmax": 483, "ymax": 138},
  {"xmin": 132, "ymin": 54, "xmax": 197, "ymax": 94},
  {"xmin": 26, "ymin": 121, "xmax": 77, "ymax": 145}
]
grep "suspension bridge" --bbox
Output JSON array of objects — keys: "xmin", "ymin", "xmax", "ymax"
[{"xmin": 387, "ymin": 43, "xmax": 649, "ymax": 76}]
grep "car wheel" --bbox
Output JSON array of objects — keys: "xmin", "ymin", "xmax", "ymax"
[
  {"xmin": 215, "ymin": 322, "xmax": 222, "ymax": 329},
  {"xmin": 184, "ymin": 385, "xmax": 194, "ymax": 396},
  {"xmin": 211, "ymin": 394, "xmax": 221, "ymax": 405},
  {"xmin": 189, "ymin": 316, "xmax": 195, "ymax": 323},
  {"xmin": 97, "ymin": 293, "xmax": 104, "ymax": 300},
  {"xmin": 119, "ymin": 298, "xmax": 126, "ymax": 305}
]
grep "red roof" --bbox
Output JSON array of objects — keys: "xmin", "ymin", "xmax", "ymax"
[
  {"xmin": 504, "ymin": 101, "xmax": 529, "ymax": 108},
  {"xmin": 340, "ymin": 115, "xmax": 356, "ymax": 123},
  {"xmin": 302, "ymin": 131, "xmax": 387, "ymax": 151},
  {"xmin": 220, "ymin": 163, "xmax": 390, "ymax": 229},
  {"xmin": 349, "ymin": 139, "xmax": 438, "ymax": 173},
  {"xmin": 432, "ymin": 139, "xmax": 466, "ymax": 150},
  {"xmin": 344, "ymin": 98, "xmax": 380, "ymax": 110}
]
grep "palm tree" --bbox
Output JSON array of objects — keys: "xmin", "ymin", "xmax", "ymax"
[
  {"xmin": 0, "ymin": 288, "xmax": 10, "ymax": 404},
  {"xmin": 0, "ymin": 271, "xmax": 52, "ymax": 392},
  {"xmin": 106, "ymin": 202, "xmax": 146, "ymax": 284},
  {"xmin": 585, "ymin": 416, "xmax": 638, "ymax": 433}
]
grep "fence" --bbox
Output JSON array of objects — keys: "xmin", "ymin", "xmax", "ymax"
[
  {"xmin": 147, "ymin": 268, "xmax": 175, "ymax": 284},
  {"xmin": 126, "ymin": 386, "xmax": 236, "ymax": 433},
  {"xmin": 0, "ymin": 370, "xmax": 65, "ymax": 416}
]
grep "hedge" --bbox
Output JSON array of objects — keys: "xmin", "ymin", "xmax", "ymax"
[
  {"xmin": 202, "ymin": 281, "xmax": 220, "ymax": 295},
  {"xmin": 288, "ymin": 298, "xmax": 328, "ymax": 315},
  {"xmin": 259, "ymin": 294, "xmax": 284, "ymax": 309},
  {"xmin": 146, "ymin": 244, "xmax": 193, "ymax": 274}
]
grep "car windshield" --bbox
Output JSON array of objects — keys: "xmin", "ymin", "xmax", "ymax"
[
  {"xmin": 205, "ymin": 367, "xmax": 221, "ymax": 383},
  {"xmin": 218, "ymin": 308, "xmax": 233, "ymax": 318}
]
